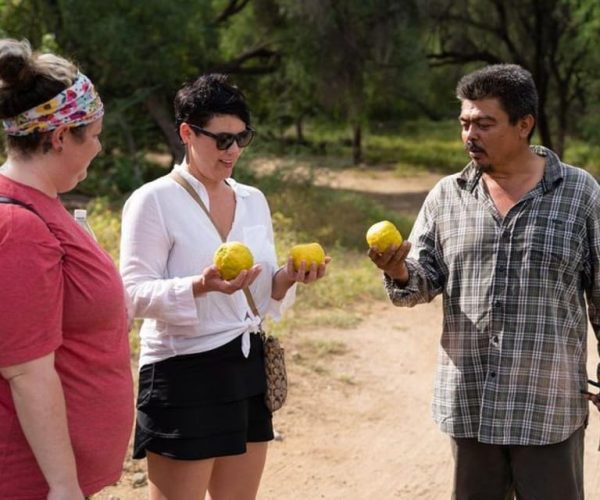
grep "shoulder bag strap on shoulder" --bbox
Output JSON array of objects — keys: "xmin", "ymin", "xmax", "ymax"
[{"xmin": 168, "ymin": 171, "xmax": 261, "ymax": 319}]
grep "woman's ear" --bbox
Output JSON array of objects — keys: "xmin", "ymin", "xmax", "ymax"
[
  {"xmin": 179, "ymin": 123, "xmax": 192, "ymax": 145},
  {"xmin": 50, "ymin": 125, "xmax": 70, "ymax": 152}
]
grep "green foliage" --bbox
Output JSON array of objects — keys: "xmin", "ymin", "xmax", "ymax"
[
  {"xmin": 265, "ymin": 248, "xmax": 388, "ymax": 336},
  {"xmin": 426, "ymin": 0, "xmax": 600, "ymax": 155},
  {"xmin": 293, "ymin": 248, "xmax": 388, "ymax": 309},
  {"xmin": 3, "ymin": 0, "xmax": 600, "ymax": 186},
  {"xmin": 563, "ymin": 140, "xmax": 600, "ymax": 178},
  {"xmin": 0, "ymin": 0, "xmax": 60, "ymax": 46},
  {"xmin": 86, "ymin": 197, "xmax": 123, "ymax": 263},
  {"xmin": 56, "ymin": 0, "xmax": 219, "ymax": 94},
  {"xmin": 246, "ymin": 118, "xmax": 466, "ymax": 175},
  {"xmin": 250, "ymin": 163, "xmax": 412, "ymax": 251},
  {"xmin": 365, "ymin": 120, "xmax": 465, "ymax": 173},
  {"xmin": 79, "ymin": 155, "xmax": 167, "ymax": 199}
]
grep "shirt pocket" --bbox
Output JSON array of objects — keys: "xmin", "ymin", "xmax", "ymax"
[{"xmin": 528, "ymin": 217, "xmax": 583, "ymax": 274}]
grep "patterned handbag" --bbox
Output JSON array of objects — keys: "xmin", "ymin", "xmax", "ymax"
[
  {"xmin": 260, "ymin": 329, "xmax": 288, "ymax": 412},
  {"xmin": 244, "ymin": 289, "xmax": 288, "ymax": 413},
  {"xmin": 170, "ymin": 171, "xmax": 288, "ymax": 412}
]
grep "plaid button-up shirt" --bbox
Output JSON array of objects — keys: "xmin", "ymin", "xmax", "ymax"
[{"xmin": 386, "ymin": 146, "xmax": 600, "ymax": 445}]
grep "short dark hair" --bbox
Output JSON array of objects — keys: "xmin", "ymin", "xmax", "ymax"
[
  {"xmin": 173, "ymin": 74, "xmax": 251, "ymax": 134},
  {"xmin": 456, "ymin": 64, "xmax": 538, "ymax": 139}
]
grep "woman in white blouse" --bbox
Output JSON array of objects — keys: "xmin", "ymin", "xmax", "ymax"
[{"xmin": 120, "ymin": 73, "xmax": 329, "ymax": 500}]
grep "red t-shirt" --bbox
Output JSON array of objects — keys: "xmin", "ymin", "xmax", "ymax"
[{"xmin": 0, "ymin": 175, "xmax": 134, "ymax": 499}]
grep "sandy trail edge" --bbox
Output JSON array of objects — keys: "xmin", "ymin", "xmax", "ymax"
[{"xmin": 98, "ymin": 298, "xmax": 600, "ymax": 500}]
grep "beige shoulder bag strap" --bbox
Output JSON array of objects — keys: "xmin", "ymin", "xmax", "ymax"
[{"xmin": 169, "ymin": 171, "xmax": 260, "ymax": 318}]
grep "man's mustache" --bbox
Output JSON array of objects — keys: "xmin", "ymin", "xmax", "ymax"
[{"xmin": 465, "ymin": 140, "xmax": 485, "ymax": 154}]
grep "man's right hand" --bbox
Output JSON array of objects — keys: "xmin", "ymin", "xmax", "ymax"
[{"xmin": 368, "ymin": 241, "xmax": 412, "ymax": 285}]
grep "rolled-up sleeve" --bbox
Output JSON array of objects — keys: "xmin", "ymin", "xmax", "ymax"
[
  {"xmin": 384, "ymin": 185, "xmax": 445, "ymax": 307},
  {"xmin": 120, "ymin": 188, "xmax": 199, "ymax": 325}
]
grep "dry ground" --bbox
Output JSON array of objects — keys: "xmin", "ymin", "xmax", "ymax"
[{"xmin": 96, "ymin": 168, "xmax": 600, "ymax": 500}]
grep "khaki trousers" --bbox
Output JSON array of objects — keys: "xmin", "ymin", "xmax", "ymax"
[{"xmin": 450, "ymin": 425, "xmax": 585, "ymax": 500}]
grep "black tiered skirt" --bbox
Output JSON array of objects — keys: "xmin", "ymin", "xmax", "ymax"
[{"xmin": 133, "ymin": 333, "xmax": 274, "ymax": 460}]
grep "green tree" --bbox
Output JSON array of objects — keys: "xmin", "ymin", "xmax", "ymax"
[
  {"xmin": 1, "ymin": 0, "xmax": 284, "ymax": 184},
  {"xmin": 426, "ymin": 0, "xmax": 600, "ymax": 157},
  {"xmin": 55, "ymin": 0, "xmax": 223, "ymax": 163},
  {"xmin": 276, "ymin": 0, "xmax": 425, "ymax": 164},
  {"xmin": 0, "ymin": 0, "xmax": 60, "ymax": 46}
]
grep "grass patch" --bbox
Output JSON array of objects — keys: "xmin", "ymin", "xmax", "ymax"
[
  {"xmin": 290, "ymin": 338, "xmax": 349, "ymax": 376},
  {"xmin": 364, "ymin": 120, "xmax": 466, "ymax": 174},
  {"xmin": 337, "ymin": 374, "xmax": 357, "ymax": 385},
  {"xmin": 251, "ymin": 118, "xmax": 600, "ymax": 179},
  {"xmin": 87, "ymin": 197, "xmax": 123, "ymax": 263},
  {"xmin": 86, "ymin": 199, "xmax": 143, "ymax": 357},
  {"xmin": 303, "ymin": 309, "xmax": 364, "ymax": 329},
  {"xmin": 298, "ymin": 338, "xmax": 349, "ymax": 358},
  {"xmin": 265, "ymin": 249, "xmax": 388, "ymax": 337},
  {"xmin": 256, "ymin": 164, "xmax": 414, "ymax": 252},
  {"xmin": 249, "ymin": 119, "xmax": 466, "ymax": 176}
]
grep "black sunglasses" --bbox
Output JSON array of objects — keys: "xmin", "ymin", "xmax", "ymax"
[{"xmin": 187, "ymin": 123, "xmax": 255, "ymax": 150}]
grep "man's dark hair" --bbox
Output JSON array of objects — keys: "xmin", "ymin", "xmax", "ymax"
[
  {"xmin": 456, "ymin": 64, "xmax": 538, "ymax": 140},
  {"xmin": 174, "ymin": 73, "xmax": 250, "ymax": 132}
]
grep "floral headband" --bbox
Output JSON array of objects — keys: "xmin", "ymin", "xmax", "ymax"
[{"xmin": 2, "ymin": 72, "xmax": 104, "ymax": 136}]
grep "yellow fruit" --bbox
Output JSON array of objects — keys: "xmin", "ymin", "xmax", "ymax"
[
  {"xmin": 366, "ymin": 220, "xmax": 403, "ymax": 252},
  {"xmin": 213, "ymin": 241, "xmax": 254, "ymax": 280},
  {"xmin": 290, "ymin": 242, "xmax": 326, "ymax": 271}
]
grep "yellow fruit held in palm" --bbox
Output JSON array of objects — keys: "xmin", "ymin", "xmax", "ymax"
[
  {"xmin": 214, "ymin": 241, "xmax": 254, "ymax": 280},
  {"xmin": 290, "ymin": 242, "xmax": 326, "ymax": 271},
  {"xmin": 366, "ymin": 220, "xmax": 403, "ymax": 252}
]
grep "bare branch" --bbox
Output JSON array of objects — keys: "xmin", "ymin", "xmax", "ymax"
[
  {"xmin": 492, "ymin": 0, "xmax": 524, "ymax": 63},
  {"xmin": 427, "ymin": 50, "xmax": 503, "ymax": 66},
  {"xmin": 214, "ymin": 0, "xmax": 251, "ymax": 24},
  {"xmin": 210, "ymin": 46, "xmax": 281, "ymax": 75}
]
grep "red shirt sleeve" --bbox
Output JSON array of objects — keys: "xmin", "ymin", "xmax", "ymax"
[{"xmin": 0, "ymin": 206, "xmax": 64, "ymax": 367}]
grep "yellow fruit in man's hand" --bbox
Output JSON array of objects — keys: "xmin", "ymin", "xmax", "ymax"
[
  {"xmin": 290, "ymin": 242, "xmax": 326, "ymax": 271},
  {"xmin": 214, "ymin": 241, "xmax": 254, "ymax": 280},
  {"xmin": 366, "ymin": 220, "xmax": 403, "ymax": 252}
]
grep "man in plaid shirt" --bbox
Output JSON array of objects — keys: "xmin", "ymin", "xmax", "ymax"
[{"xmin": 369, "ymin": 64, "xmax": 600, "ymax": 499}]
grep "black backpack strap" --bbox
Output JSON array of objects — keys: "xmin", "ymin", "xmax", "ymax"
[{"xmin": 0, "ymin": 196, "xmax": 39, "ymax": 216}]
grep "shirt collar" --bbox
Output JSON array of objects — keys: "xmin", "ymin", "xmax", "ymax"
[
  {"xmin": 172, "ymin": 163, "xmax": 252, "ymax": 198},
  {"xmin": 457, "ymin": 145, "xmax": 564, "ymax": 194}
]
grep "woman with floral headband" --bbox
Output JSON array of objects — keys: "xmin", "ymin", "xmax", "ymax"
[{"xmin": 0, "ymin": 39, "xmax": 133, "ymax": 499}]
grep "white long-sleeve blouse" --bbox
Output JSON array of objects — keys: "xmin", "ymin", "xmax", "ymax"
[{"xmin": 120, "ymin": 164, "xmax": 296, "ymax": 367}]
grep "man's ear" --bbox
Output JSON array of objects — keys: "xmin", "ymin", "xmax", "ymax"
[{"xmin": 519, "ymin": 115, "xmax": 535, "ymax": 139}]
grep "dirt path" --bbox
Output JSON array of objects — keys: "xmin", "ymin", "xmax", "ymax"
[{"xmin": 97, "ymin": 169, "xmax": 600, "ymax": 500}]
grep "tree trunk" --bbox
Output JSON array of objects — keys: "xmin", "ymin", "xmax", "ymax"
[
  {"xmin": 116, "ymin": 114, "xmax": 142, "ymax": 185},
  {"xmin": 295, "ymin": 117, "xmax": 305, "ymax": 143},
  {"xmin": 536, "ymin": 106, "xmax": 554, "ymax": 153},
  {"xmin": 145, "ymin": 93, "xmax": 185, "ymax": 164},
  {"xmin": 555, "ymin": 100, "xmax": 567, "ymax": 159},
  {"xmin": 352, "ymin": 123, "xmax": 362, "ymax": 165}
]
